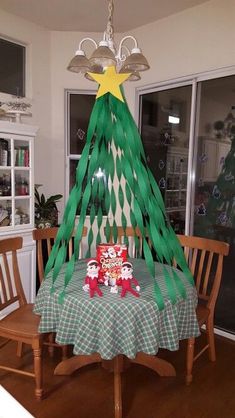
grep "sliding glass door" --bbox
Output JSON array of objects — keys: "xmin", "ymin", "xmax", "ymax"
[
  {"xmin": 139, "ymin": 84, "xmax": 193, "ymax": 234},
  {"xmin": 138, "ymin": 72, "xmax": 235, "ymax": 335},
  {"xmin": 192, "ymin": 75, "xmax": 235, "ymax": 334}
]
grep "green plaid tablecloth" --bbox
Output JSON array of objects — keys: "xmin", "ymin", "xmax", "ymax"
[{"xmin": 34, "ymin": 259, "xmax": 200, "ymax": 360}]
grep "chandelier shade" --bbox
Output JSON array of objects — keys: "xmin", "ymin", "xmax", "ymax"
[
  {"xmin": 67, "ymin": 52, "xmax": 91, "ymax": 73},
  {"xmin": 120, "ymin": 51, "xmax": 150, "ymax": 72},
  {"xmin": 89, "ymin": 44, "xmax": 116, "ymax": 68},
  {"xmin": 67, "ymin": 0, "xmax": 150, "ymax": 82}
]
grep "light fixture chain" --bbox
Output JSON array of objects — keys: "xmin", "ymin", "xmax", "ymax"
[{"xmin": 106, "ymin": 0, "xmax": 114, "ymax": 41}]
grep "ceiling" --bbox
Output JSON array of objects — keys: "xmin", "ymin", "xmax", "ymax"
[{"xmin": 0, "ymin": 0, "xmax": 209, "ymax": 32}]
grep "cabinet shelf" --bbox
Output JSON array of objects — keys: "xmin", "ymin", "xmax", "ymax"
[{"xmin": 166, "ymin": 189, "xmax": 187, "ymax": 192}]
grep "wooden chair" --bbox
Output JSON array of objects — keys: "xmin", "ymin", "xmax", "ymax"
[
  {"xmin": 176, "ymin": 234, "xmax": 229, "ymax": 384},
  {"xmin": 106, "ymin": 226, "xmax": 148, "ymax": 258},
  {"xmin": 0, "ymin": 237, "xmax": 43, "ymax": 400},
  {"xmin": 33, "ymin": 226, "xmax": 88, "ymax": 284},
  {"xmin": 33, "ymin": 226, "xmax": 87, "ymax": 358}
]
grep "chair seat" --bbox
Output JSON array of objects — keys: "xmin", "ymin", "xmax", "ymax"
[
  {"xmin": 0, "ymin": 304, "xmax": 40, "ymax": 338},
  {"xmin": 196, "ymin": 303, "xmax": 210, "ymax": 327}
]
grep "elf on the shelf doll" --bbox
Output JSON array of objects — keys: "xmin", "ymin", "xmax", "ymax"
[
  {"xmin": 83, "ymin": 259, "xmax": 103, "ymax": 298},
  {"xmin": 120, "ymin": 261, "xmax": 140, "ymax": 298}
]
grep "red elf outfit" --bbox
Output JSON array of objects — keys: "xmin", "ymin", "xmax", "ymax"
[
  {"xmin": 83, "ymin": 259, "xmax": 103, "ymax": 298},
  {"xmin": 120, "ymin": 261, "xmax": 140, "ymax": 298}
]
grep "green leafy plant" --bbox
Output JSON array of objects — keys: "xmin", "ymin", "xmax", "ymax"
[{"xmin": 35, "ymin": 187, "xmax": 62, "ymax": 227}]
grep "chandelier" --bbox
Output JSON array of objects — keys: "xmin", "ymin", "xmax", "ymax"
[{"xmin": 67, "ymin": 0, "xmax": 150, "ymax": 82}]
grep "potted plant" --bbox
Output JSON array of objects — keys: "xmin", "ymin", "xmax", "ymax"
[{"xmin": 34, "ymin": 186, "xmax": 62, "ymax": 228}]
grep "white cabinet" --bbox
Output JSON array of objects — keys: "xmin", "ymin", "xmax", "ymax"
[
  {"xmin": 0, "ymin": 121, "xmax": 38, "ymax": 308},
  {"xmin": 200, "ymin": 138, "xmax": 231, "ymax": 182}
]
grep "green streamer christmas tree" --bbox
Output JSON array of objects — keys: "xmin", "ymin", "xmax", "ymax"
[
  {"xmin": 45, "ymin": 66, "xmax": 194, "ymax": 308},
  {"xmin": 196, "ymin": 127, "xmax": 235, "ymax": 238}
]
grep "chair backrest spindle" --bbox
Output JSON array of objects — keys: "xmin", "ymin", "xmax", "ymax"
[{"xmin": 0, "ymin": 237, "xmax": 26, "ymax": 311}]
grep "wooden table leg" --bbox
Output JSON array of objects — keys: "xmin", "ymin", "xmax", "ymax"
[
  {"xmin": 54, "ymin": 353, "xmax": 102, "ymax": 375},
  {"xmin": 113, "ymin": 355, "xmax": 124, "ymax": 418},
  {"xmin": 130, "ymin": 353, "xmax": 176, "ymax": 376}
]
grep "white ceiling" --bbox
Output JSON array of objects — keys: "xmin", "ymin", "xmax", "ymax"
[{"xmin": 0, "ymin": 0, "xmax": 209, "ymax": 32}]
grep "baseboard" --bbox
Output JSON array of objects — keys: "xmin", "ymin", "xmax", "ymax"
[
  {"xmin": 214, "ymin": 327, "xmax": 235, "ymax": 341},
  {"xmin": 201, "ymin": 324, "xmax": 235, "ymax": 341}
]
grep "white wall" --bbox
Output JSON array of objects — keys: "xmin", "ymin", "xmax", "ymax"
[
  {"xmin": 0, "ymin": 9, "xmax": 52, "ymax": 196},
  {"xmin": 124, "ymin": 0, "xmax": 235, "ymax": 112}
]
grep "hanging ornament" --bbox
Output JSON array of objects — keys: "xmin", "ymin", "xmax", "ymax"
[
  {"xmin": 197, "ymin": 203, "xmax": 206, "ymax": 216},
  {"xmin": 158, "ymin": 160, "xmax": 165, "ymax": 170},
  {"xmin": 159, "ymin": 178, "xmax": 166, "ymax": 189},
  {"xmin": 76, "ymin": 128, "xmax": 86, "ymax": 141},
  {"xmin": 199, "ymin": 153, "xmax": 208, "ymax": 164},
  {"xmin": 212, "ymin": 185, "xmax": 221, "ymax": 200}
]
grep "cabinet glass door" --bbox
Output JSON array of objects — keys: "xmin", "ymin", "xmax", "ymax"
[
  {"xmin": 139, "ymin": 85, "xmax": 192, "ymax": 233},
  {"xmin": 192, "ymin": 75, "xmax": 235, "ymax": 333},
  {"xmin": 0, "ymin": 136, "xmax": 31, "ymax": 228}
]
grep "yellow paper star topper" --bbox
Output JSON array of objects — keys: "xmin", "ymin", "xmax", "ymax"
[{"xmin": 87, "ymin": 66, "xmax": 131, "ymax": 102}]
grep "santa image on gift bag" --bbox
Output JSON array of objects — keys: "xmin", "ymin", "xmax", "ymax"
[
  {"xmin": 120, "ymin": 261, "xmax": 140, "ymax": 298},
  {"xmin": 96, "ymin": 244, "xmax": 127, "ymax": 286},
  {"xmin": 83, "ymin": 259, "xmax": 103, "ymax": 298}
]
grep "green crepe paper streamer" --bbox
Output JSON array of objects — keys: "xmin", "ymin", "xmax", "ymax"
[
  {"xmin": 153, "ymin": 281, "xmax": 165, "ymax": 311},
  {"xmin": 96, "ymin": 230, "xmax": 102, "ymax": 246},
  {"xmin": 52, "ymin": 245, "xmax": 67, "ymax": 283},
  {"xmin": 163, "ymin": 266, "xmax": 177, "ymax": 305},
  {"xmin": 172, "ymin": 269, "xmax": 187, "ymax": 299},
  {"xmin": 107, "ymin": 151, "xmax": 115, "ymax": 183},
  {"xmin": 121, "ymin": 212, "xmax": 127, "ymax": 231},
  {"xmin": 105, "ymin": 189, "xmax": 110, "ymax": 215},
  {"xmin": 118, "ymin": 184, "xmax": 124, "ymax": 209},
  {"xmin": 58, "ymin": 290, "xmax": 66, "ymax": 305},
  {"xmin": 143, "ymin": 238, "xmax": 155, "ymax": 278},
  {"xmin": 133, "ymin": 198, "xmax": 145, "ymax": 237},
  {"xmin": 147, "ymin": 168, "xmax": 165, "ymax": 212},
  {"xmin": 110, "ymin": 186, "xmax": 116, "ymax": 217},
  {"xmin": 98, "ymin": 178, "xmax": 105, "ymax": 202},
  {"xmin": 116, "ymin": 154, "xmax": 122, "ymax": 181},
  {"xmin": 89, "ymin": 203, "xmax": 96, "ymax": 226},
  {"xmin": 97, "ymin": 206, "xmax": 103, "ymax": 229},
  {"xmin": 130, "ymin": 210, "xmax": 137, "ymax": 228},
  {"xmin": 64, "ymin": 254, "xmax": 75, "ymax": 288},
  {"xmin": 104, "ymin": 217, "xmax": 111, "ymax": 242},
  {"xmin": 125, "ymin": 182, "xmax": 132, "ymax": 206},
  {"xmin": 121, "ymin": 154, "xmax": 134, "ymax": 190}
]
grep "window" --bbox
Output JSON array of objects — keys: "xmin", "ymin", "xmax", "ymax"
[
  {"xmin": 65, "ymin": 90, "xmax": 96, "ymax": 193},
  {"xmin": 0, "ymin": 38, "xmax": 26, "ymax": 97},
  {"xmin": 65, "ymin": 90, "xmax": 108, "ymax": 215}
]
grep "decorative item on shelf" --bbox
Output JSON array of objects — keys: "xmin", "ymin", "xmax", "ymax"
[
  {"xmin": 34, "ymin": 185, "xmax": 62, "ymax": 229},
  {"xmin": 0, "ymin": 96, "xmax": 32, "ymax": 123},
  {"xmin": 67, "ymin": 0, "xmax": 149, "ymax": 82}
]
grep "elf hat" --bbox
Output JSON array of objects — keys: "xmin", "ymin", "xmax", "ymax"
[
  {"xmin": 87, "ymin": 259, "xmax": 99, "ymax": 266},
  {"xmin": 122, "ymin": 261, "xmax": 133, "ymax": 268}
]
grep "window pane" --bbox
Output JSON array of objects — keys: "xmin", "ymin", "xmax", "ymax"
[
  {"xmin": 0, "ymin": 38, "xmax": 25, "ymax": 97},
  {"xmin": 140, "ymin": 85, "xmax": 192, "ymax": 233},
  {"xmin": 69, "ymin": 93, "xmax": 96, "ymax": 155}
]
